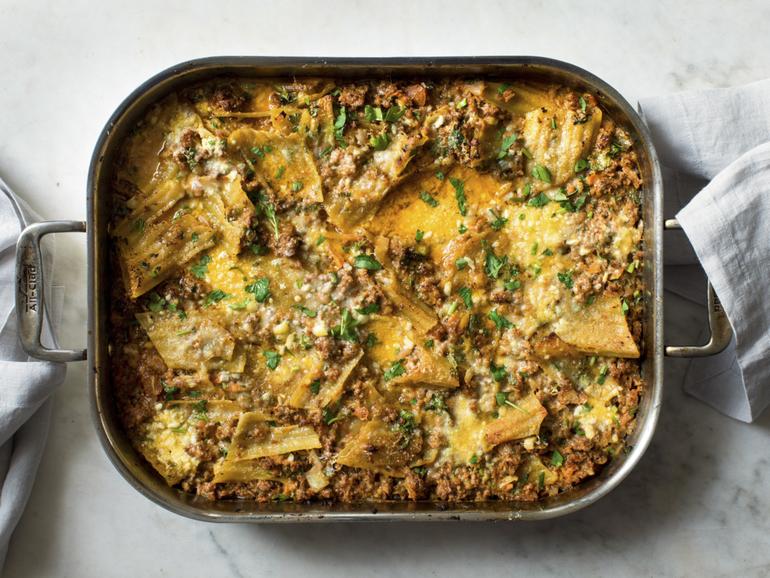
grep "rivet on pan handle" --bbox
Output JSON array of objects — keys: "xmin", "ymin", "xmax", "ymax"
[
  {"xmin": 664, "ymin": 218, "xmax": 733, "ymax": 357},
  {"xmin": 15, "ymin": 220, "xmax": 87, "ymax": 362}
]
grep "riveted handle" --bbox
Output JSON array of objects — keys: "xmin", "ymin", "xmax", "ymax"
[
  {"xmin": 664, "ymin": 219, "xmax": 733, "ymax": 357},
  {"xmin": 15, "ymin": 220, "xmax": 87, "ymax": 362}
]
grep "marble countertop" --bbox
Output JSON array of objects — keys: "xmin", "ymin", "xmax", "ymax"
[{"xmin": 3, "ymin": 0, "xmax": 770, "ymax": 576}]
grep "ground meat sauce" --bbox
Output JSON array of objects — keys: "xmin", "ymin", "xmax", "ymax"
[{"xmin": 109, "ymin": 76, "xmax": 645, "ymax": 504}]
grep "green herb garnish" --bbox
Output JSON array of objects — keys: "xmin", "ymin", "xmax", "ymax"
[
  {"xmin": 531, "ymin": 164, "xmax": 552, "ymax": 183},
  {"xmin": 450, "ymin": 178, "xmax": 467, "ymax": 216},
  {"xmin": 557, "ymin": 271, "xmax": 574, "ymax": 289},
  {"xmin": 488, "ymin": 309, "xmax": 513, "ymax": 331},
  {"xmin": 190, "ymin": 255, "xmax": 211, "ymax": 279},
  {"xmin": 383, "ymin": 359, "xmax": 406, "ymax": 382},
  {"xmin": 497, "ymin": 133, "xmax": 518, "ymax": 160},
  {"xmin": 203, "ymin": 289, "xmax": 229, "ymax": 307},
  {"xmin": 458, "ymin": 286, "xmax": 473, "ymax": 309},
  {"xmin": 527, "ymin": 192, "xmax": 550, "ymax": 207},
  {"xmin": 419, "ymin": 191, "xmax": 439, "ymax": 207},
  {"xmin": 245, "ymin": 277, "xmax": 270, "ymax": 303},
  {"xmin": 263, "ymin": 350, "xmax": 281, "ymax": 370},
  {"xmin": 353, "ymin": 254, "xmax": 382, "ymax": 271}
]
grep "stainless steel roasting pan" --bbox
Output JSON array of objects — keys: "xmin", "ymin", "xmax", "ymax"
[{"xmin": 14, "ymin": 56, "xmax": 732, "ymax": 522}]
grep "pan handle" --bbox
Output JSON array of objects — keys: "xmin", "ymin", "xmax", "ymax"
[
  {"xmin": 664, "ymin": 219, "xmax": 733, "ymax": 357},
  {"xmin": 15, "ymin": 220, "xmax": 87, "ymax": 362}
]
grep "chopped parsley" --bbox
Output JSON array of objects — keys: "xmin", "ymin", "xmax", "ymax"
[
  {"xmin": 415, "ymin": 229, "xmax": 425, "ymax": 242},
  {"xmin": 331, "ymin": 308, "xmax": 358, "ymax": 342},
  {"xmin": 275, "ymin": 165, "xmax": 286, "ymax": 179},
  {"xmin": 579, "ymin": 95, "xmax": 588, "ymax": 113},
  {"xmin": 450, "ymin": 178, "xmax": 468, "ymax": 216},
  {"xmin": 489, "ymin": 209, "xmax": 508, "ymax": 231},
  {"xmin": 419, "ymin": 190, "xmax": 439, "ymax": 207},
  {"xmin": 294, "ymin": 304, "xmax": 317, "ymax": 318},
  {"xmin": 551, "ymin": 450, "xmax": 565, "ymax": 468},
  {"xmin": 490, "ymin": 363, "xmax": 509, "ymax": 384},
  {"xmin": 364, "ymin": 104, "xmax": 384, "ymax": 122},
  {"xmin": 148, "ymin": 292, "xmax": 166, "ymax": 313},
  {"xmin": 162, "ymin": 381, "xmax": 179, "ymax": 401},
  {"xmin": 435, "ymin": 170, "xmax": 445, "ymax": 181},
  {"xmin": 455, "ymin": 257, "xmax": 469, "ymax": 271},
  {"xmin": 425, "ymin": 393, "xmax": 448, "ymax": 413},
  {"xmin": 557, "ymin": 271, "xmax": 574, "ymax": 289},
  {"xmin": 191, "ymin": 399, "xmax": 208, "ymax": 421},
  {"xmin": 598, "ymin": 365, "xmax": 609, "ymax": 385},
  {"xmin": 370, "ymin": 132, "xmax": 390, "ymax": 150},
  {"xmin": 484, "ymin": 243, "xmax": 508, "ymax": 279},
  {"xmin": 531, "ymin": 164, "xmax": 552, "ymax": 183},
  {"xmin": 245, "ymin": 277, "xmax": 271, "ymax": 303},
  {"xmin": 333, "ymin": 106, "xmax": 347, "ymax": 147},
  {"xmin": 621, "ymin": 299, "xmax": 630, "ymax": 314},
  {"xmin": 458, "ymin": 286, "xmax": 473, "ymax": 309},
  {"xmin": 560, "ymin": 193, "xmax": 588, "ymax": 213},
  {"xmin": 356, "ymin": 302, "xmax": 381, "ymax": 315},
  {"xmin": 488, "ymin": 309, "xmax": 513, "ymax": 331},
  {"xmin": 504, "ymin": 278, "xmax": 521, "ymax": 291},
  {"xmin": 258, "ymin": 196, "xmax": 279, "ymax": 238},
  {"xmin": 384, "ymin": 106, "xmax": 405, "ymax": 122},
  {"xmin": 527, "ymin": 192, "xmax": 550, "ymax": 208},
  {"xmin": 290, "ymin": 180, "xmax": 303, "ymax": 192},
  {"xmin": 203, "ymin": 289, "xmax": 229, "ymax": 307},
  {"xmin": 309, "ymin": 379, "xmax": 321, "ymax": 395},
  {"xmin": 353, "ymin": 254, "xmax": 382, "ymax": 271},
  {"xmin": 263, "ymin": 350, "xmax": 281, "ymax": 370},
  {"xmin": 497, "ymin": 133, "xmax": 518, "ymax": 160},
  {"xmin": 383, "ymin": 359, "xmax": 406, "ymax": 382},
  {"xmin": 190, "ymin": 255, "xmax": 211, "ymax": 279},
  {"xmin": 574, "ymin": 158, "xmax": 589, "ymax": 173}
]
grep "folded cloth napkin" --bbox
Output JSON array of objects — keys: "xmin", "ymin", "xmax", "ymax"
[
  {"xmin": 639, "ymin": 78, "xmax": 770, "ymax": 422},
  {"xmin": 0, "ymin": 178, "xmax": 66, "ymax": 570}
]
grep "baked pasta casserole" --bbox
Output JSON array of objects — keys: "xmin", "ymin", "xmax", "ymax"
[{"xmin": 109, "ymin": 76, "xmax": 645, "ymax": 503}]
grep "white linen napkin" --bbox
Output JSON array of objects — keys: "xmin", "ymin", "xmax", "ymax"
[
  {"xmin": 0, "ymin": 178, "xmax": 66, "ymax": 570},
  {"xmin": 639, "ymin": 79, "xmax": 770, "ymax": 422}
]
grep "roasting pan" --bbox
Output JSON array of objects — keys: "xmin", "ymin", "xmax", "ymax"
[{"xmin": 14, "ymin": 56, "xmax": 732, "ymax": 522}]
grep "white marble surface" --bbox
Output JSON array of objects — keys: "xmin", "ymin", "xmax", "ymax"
[{"xmin": 3, "ymin": 0, "xmax": 770, "ymax": 576}]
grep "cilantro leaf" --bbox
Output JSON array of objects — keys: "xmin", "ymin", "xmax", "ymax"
[
  {"xmin": 383, "ymin": 359, "xmax": 406, "ymax": 382},
  {"xmin": 450, "ymin": 178, "xmax": 467, "ymax": 216},
  {"xmin": 531, "ymin": 164, "xmax": 552, "ymax": 183},
  {"xmin": 263, "ymin": 350, "xmax": 281, "ymax": 370},
  {"xmin": 419, "ymin": 191, "xmax": 439, "ymax": 207},
  {"xmin": 557, "ymin": 271, "xmax": 574, "ymax": 289},
  {"xmin": 245, "ymin": 277, "xmax": 271, "ymax": 303},
  {"xmin": 190, "ymin": 255, "xmax": 211, "ymax": 279},
  {"xmin": 458, "ymin": 286, "xmax": 473, "ymax": 309},
  {"xmin": 527, "ymin": 192, "xmax": 550, "ymax": 207},
  {"xmin": 497, "ymin": 133, "xmax": 518, "ymax": 159},
  {"xmin": 353, "ymin": 254, "xmax": 382, "ymax": 271},
  {"xmin": 488, "ymin": 309, "xmax": 513, "ymax": 330}
]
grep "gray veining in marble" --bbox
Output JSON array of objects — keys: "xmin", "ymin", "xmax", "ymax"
[{"xmin": 2, "ymin": 0, "xmax": 770, "ymax": 576}]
